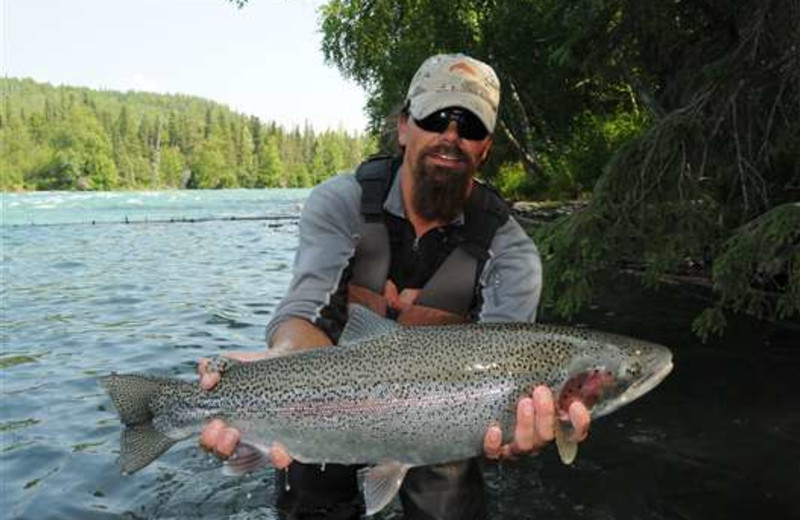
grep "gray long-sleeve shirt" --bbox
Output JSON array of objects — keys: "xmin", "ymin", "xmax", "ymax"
[{"xmin": 264, "ymin": 171, "xmax": 542, "ymax": 345}]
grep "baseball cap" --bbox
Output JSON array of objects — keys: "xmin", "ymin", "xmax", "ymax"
[{"xmin": 405, "ymin": 54, "xmax": 501, "ymax": 134}]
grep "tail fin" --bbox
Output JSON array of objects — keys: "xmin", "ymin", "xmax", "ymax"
[{"xmin": 100, "ymin": 373, "xmax": 181, "ymax": 474}]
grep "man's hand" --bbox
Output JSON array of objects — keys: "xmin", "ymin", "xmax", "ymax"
[
  {"xmin": 197, "ymin": 352, "xmax": 293, "ymax": 469},
  {"xmin": 483, "ymin": 385, "xmax": 590, "ymax": 460},
  {"xmin": 197, "ymin": 352, "xmax": 270, "ymax": 391}
]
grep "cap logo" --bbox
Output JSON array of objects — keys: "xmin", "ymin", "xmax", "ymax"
[{"xmin": 449, "ymin": 62, "xmax": 478, "ymax": 77}]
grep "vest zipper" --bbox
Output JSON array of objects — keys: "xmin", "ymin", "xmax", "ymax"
[{"xmin": 412, "ymin": 236, "xmax": 421, "ymax": 252}]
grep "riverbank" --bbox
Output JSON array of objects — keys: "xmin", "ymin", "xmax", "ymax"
[{"xmin": 511, "ymin": 199, "xmax": 589, "ymax": 224}]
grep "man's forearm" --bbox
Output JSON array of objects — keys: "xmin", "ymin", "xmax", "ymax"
[{"xmin": 268, "ymin": 317, "xmax": 334, "ymax": 355}]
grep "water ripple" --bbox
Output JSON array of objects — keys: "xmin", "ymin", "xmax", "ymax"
[{"xmin": 2, "ymin": 192, "xmax": 302, "ymax": 519}]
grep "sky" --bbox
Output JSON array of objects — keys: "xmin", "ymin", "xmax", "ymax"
[{"xmin": 1, "ymin": 0, "xmax": 369, "ymax": 132}]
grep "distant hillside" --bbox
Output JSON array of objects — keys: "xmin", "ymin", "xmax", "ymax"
[{"xmin": 0, "ymin": 77, "xmax": 374, "ymax": 191}]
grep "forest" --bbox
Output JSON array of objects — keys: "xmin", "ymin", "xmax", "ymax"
[
  {"xmin": 4, "ymin": 0, "xmax": 798, "ymax": 337},
  {"xmin": 0, "ymin": 77, "xmax": 374, "ymax": 191}
]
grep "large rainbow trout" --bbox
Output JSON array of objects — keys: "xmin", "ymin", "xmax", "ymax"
[{"xmin": 101, "ymin": 305, "xmax": 672, "ymax": 515}]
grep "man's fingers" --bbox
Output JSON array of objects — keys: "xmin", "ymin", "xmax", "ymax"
[
  {"xmin": 568, "ymin": 400, "xmax": 591, "ymax": 442},
  {"xmin": 483, "ymin": 425, "xmax": 503, "ymax": 459},
  {"xmin": 397, "ymin": 288, "xmax": 421, "ymax": 312},
  {"xmin": 201, "ymin": 420, "xmax": 288, "ymax": 468},
  {"xmin": 215, "ymin": 427, "xmax": 241, "ymax": 457},
  {"xmin": 199, "ymin": 419, "xmax": 226, "ymax": 451},
  {"xmin": 509, "ymin": 387, "xmax": 555, "ymax": 456},
  {"xmin": 511, "ymin": 398, "xmax": 536, "ymax": 453},
  {"xmin": 200, "ymin": 371, "xmax": 220, "ymax": 390},
  {"xmin": 384, "ymin": 280, "xmax": 400, "ymax": 309},
  {"xmin": 198, "ymin": 357, "xmax": 220, "ymax": 390},
  {"xmin": 532, "ymin": 386, "xmax": 555, "ymax": 444},
  {"xmin": 271, "ymin": 443, "xmax": 293, "ymax": 469},
  {"xmin": 199, "ymin": 420, "xmax": 241, "ymax": 458},
  {"xmin": 484, "ymin": 386, "xmax": 589, "ymax": 463}
]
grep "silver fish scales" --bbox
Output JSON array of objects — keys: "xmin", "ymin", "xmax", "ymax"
[{"xmin": 101, "ymin": 305, "xmax": 673, "ymax": 515}]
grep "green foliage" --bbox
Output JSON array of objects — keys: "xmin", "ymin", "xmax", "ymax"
[
  {"xmin": 158, "ymin": 146, "xmax": 187, "ymax": 187},
  {"xmin": 494, "ymin": 161, "xmax": 541, "ymax": 201},
  {"xmin": 541, "ymin": 109, "xmax": 649, "ymax": 199},
  {"xmin": 0, "ymin": 78, "xmax": 375, "ymax": 191},
  {"xmin": 45, "ymin": 105, "xmax": 119, "ymax": 190},
  {"xmin": 711, "ymin": 203, "xmax": 800, "ymax": 322},
  {"xmin": 535, "ymin": 207, "xmax": 616, "ymax": 318},
  {"xmin": 1, "ymin": 112, "xmax": 37, "ymax": 190},
  {"xmin": 189, "ymin": 141, "xmax": 235, "ymax": 189},
  {"xmin": 312, "ymin": 0, "xmax": 800, "ymax": 335},
  {"xmin": 534, "ymin": 1, "xmax": 800, "ymax": 337},
  {"xmin": 691, "ymin": 307, "xmax": 727, "ymax": 343},
  {"xmin": 255, "ymin": 136, "xmax": 284, "ymax": 188}
]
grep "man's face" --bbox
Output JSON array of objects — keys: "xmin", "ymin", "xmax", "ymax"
[{"xmin": 398, "ymin": 110, "xmax": 493, "ymax": 222}]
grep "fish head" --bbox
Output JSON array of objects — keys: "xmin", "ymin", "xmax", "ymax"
[{"xmin": 556, "ymin": 332, "xmax": 673, "ymax": 420}]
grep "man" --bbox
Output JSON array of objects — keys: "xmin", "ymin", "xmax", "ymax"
[{"xmin": 199, "ymin": 54, "xmax": 590, "ymax": 519}]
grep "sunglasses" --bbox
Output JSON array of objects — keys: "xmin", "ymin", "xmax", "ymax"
[{"xmin": 413, "ymin": 108, "xmax": 489, "ymax": 141}]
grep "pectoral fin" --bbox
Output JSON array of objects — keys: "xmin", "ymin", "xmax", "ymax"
[
  {"xmin": 554, "ymin": 421, "xmax": 578, "ymax": 465},
  {"xmin": 222, "ymin": 440, "xmax": 273, "ymax": 476},
  {"xmin": 358, "ymin": 461, "xmax": 412, "ymax": 516}
]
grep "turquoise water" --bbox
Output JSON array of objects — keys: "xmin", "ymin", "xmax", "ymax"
[
  {"xmin": 2, "ymin": 190, "xmax": 798, "ymax": 519},
  {"xmin": 2, "ymin": 189, "xmax": 306, "ymax": 519}
]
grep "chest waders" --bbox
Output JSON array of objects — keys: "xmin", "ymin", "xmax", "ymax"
[{"xmin": 276, "ymin": 156, "xmax": 509, "ymax": 520}]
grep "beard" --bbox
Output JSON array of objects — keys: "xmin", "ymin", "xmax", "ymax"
[{"xmin": 411, "ymin": 145, "xmax": 474, "ymax": 222}]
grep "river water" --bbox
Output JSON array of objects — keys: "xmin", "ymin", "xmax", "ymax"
[{"xmin": 2, "ymin": 190, "xmax": 798, "ymax": 519}]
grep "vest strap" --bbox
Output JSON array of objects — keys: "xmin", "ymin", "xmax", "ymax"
[
  {"xmin": 414, "ymin": 246, "xmax": 479, "ymax": 315},
  {"xmin": 355, "ymin": 155, "xmax": 397, "ymax": 221},
  {"xmin": 349, "ymin": 221, "xmax": 391, "ymax": 294}
]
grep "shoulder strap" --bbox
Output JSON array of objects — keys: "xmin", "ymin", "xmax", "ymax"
[
  {"xmin": 350, "ymin": 155, "xmax": 398, "ymax": 293},
  {"xmin": 355, "ymin": 154, "xmax": 398, "ymax": 222},
  {"xmin": 458, "ymin": 181, "xmax": 511, "ymax": 261}
]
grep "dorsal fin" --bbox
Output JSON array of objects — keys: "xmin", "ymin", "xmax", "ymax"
[{"xmin": 339, "ymin": 304, "xmax": 401, "ymax": 345}]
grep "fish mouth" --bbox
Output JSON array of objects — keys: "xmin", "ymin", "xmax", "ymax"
[
  {"xmin": 587, "ymin": 350, "xmax": 673, "ymax": 420},
  {"xmin": 618, "ymin": 356, "xmax": 673, "ymax": 408}
]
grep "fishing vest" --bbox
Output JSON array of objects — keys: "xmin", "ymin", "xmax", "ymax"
[{"xmin": 347, "ymin": 155, "xmax": 510, "ymax": 326}]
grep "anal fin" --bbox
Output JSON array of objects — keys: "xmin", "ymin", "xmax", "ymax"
[
  {"xmin": 554, "ymin": 421, "xmax": 578, "ymax": 465},
  {"xmin": 358, "ymin": 461, "xmax": 412, "ymax": 516},
  {"xmin": 120, "ymin": 424, "xmax": 179, "ymax": 474}
]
